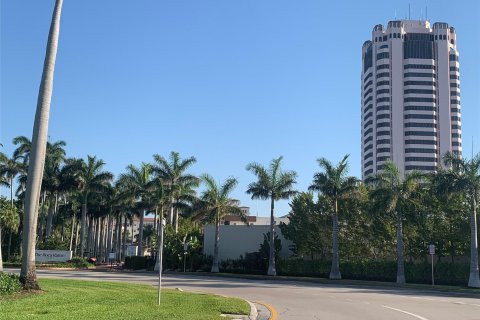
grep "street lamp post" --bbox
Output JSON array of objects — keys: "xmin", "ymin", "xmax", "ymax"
[{"xmin": 157, "ymin": 218, "xmax": 166, "ymax": 305}]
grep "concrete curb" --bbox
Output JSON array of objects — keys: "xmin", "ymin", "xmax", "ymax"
[{"xmin": 246, "ymin": 300, "xmax": 258, "ymax": 320}]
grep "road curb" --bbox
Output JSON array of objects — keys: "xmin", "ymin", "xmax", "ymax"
[
  {"xmin": 246, "ymin": 300, "xmax": 258, "ymax": 320},
  {"xmin": 254, "ymin": 301, "xmax": 277, "ymax": 320}
]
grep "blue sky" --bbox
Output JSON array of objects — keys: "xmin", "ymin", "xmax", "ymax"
[{"xmin": 1, "ymin": 0, "xmax": 479, "ymax": 216}]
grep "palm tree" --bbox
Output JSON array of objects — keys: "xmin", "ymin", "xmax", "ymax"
[
  {"xmin": 246, "ymin": 156, "xmax": 297, "ymax": 276},
  {"xmin": 20, "ymin": 0, "xmax": 63, "ymax": 290},
  {"xmin": 0, "ymin": 196, "xmax": 20, "ymax": 272},
  {"xmin": 12, "ymin": 136, "xmax": 32, "ymax": 166},
  {"xmin": 192, "ymin": 174, "xmax": 247, "ymax": 272},
  {"xmin": 69, "ymin": 156, "xmax": 113, "ymax": 257},
  {"xmin": 43, "ymin": 140, "xmax": 66, "ymax": 238},
  {"xmin": 153, "ymin": 152, "xmax": 199, "ymax": 233},
  {"xmin": 0, "ymin": 153, "xmax": 23, "ymax": 207},
  {"xmin": 308, "ymin": 155, "xmax": 358, "ymax": 280},
  {"xmin": 441, "ymin": 152, "xmax": 480, "ymax": 288},
  {"xmin": 0, "ymin": 153, "xmax": 24, "ymax": 260},
  {"xmin": 117, "ymin": 163, "xmax": 156, "ymax": 256},
  {"xmin": 367, "ymin": 160, "xmax": 421, "ymax": 284}
]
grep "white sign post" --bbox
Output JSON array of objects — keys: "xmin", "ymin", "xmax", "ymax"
[{"xmin": 429, "ymin": 244, "xmax": 435, "ymax": 286}]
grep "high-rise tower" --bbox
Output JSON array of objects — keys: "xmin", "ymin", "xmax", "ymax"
[{"xmin": 361, "ymin": 20, "xmax": 461, "ymax": 180}]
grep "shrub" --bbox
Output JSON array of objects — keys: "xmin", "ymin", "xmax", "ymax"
[
  {"xmin": 125, "ymin": 256, "xmax": 155, "ymax": 270},
  {"xmin": 0, "ymin": 273, "xmax": 22, "ymax": 296},
  {"xmin": 67, "ymin": 257, "xmax": 93, "ymax": 268},
  {"xmin": 277, "ymin": 259, "xmax": 470, "ymax": 286}
]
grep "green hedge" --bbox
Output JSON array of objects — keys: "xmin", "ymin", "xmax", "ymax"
[
  {"xmin": 0, "ymin": 273, "xmax": 22, "ymax": 296},
  {"xmin": 124, "ymin": 256, "xmax": 155, "ymax": 270},
  {"xmin": 277, "ymin": 259, "xmax": 470, "ymax": 286}
]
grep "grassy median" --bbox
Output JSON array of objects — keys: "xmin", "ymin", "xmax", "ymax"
[{"xmin": 0, "ymin": 279, "xmax": 250, "ymax": 320}]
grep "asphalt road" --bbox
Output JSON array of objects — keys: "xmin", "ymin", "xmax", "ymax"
[{"xmin": 6, "ymin": 268, "xmax": 480, "ymax": 320}]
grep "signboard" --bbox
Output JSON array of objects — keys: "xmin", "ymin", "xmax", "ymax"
[
  {"xmin": 35, "ymin": 250, "xmax": 72, "ymax": 263},
  {"xmin": 126, "ymin": 246, "xmax": 138, "ymax": 257},
  {"xmin": 429, "ymin": 244, "xmax": 435, "ymax": 255},
  {"xmin": 108, "ymin": 252, "xmax": 116, "ymax": 260}
]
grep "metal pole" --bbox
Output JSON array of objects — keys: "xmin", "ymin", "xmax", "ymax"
[{"xmin": 157, "ymin": 218, "xmax": 165, "ymax": 305}]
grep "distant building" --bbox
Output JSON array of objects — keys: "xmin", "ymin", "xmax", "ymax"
[{"xmin": 361, "ymin": 20, "xmax": 462, "ymax": 179}]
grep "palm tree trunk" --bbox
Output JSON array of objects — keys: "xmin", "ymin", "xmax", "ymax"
[
  {"xmin": 115, "ymin": 216, "xmax": 121, "ymax": 261},
  {"xmin": 7, "ymin": 180, "xmax": 14, "ymax": 261},
  {"xmin": 74, "ymin": 221, "xmax": 80, "ymax": 256},
  {"xmin": 396, "ymin": 212, "xmax": 406, "ymax": 284},
  {"xmin": 468, "ymin": 198, "xmax": 480, "ymax": 288},
  {"xmin": 153, "ymin": 208, "xmax": 157, "ymax": 234},
  {"xmin": 93, "ymin": 218, "xmax": 100, "ymax": 259},
  {"xmin": 7, "ymin": 231, "xmax": 13, "ymax": 261},
  {"xmin": 99, "ymin": 218, "xmax": 103, "ymax": 260},
  {"xmin": 69, "ymin": 213, "xmax": 75, "ymax": 251},
  {"xmin": 329, "ymin": 199, "xmax": 341, "ymax": 280},
  {"xmin": 87, "ymin": 215, "xmax": 94, "ymax": 257},
  {"xmin": 169, "ymin": 197, "xmax": 174, "ymax": 226},
  {"xmin": 138, "ymin": 210, "xmax": 145, "ymax": 256},
  {"xmin": 80, "ymin": 201, "xmax": 87, "ymax": 257},
  {"xmin": 0, "ymin": 224, "xmax": 4, "ymax": 272},
  {"xmin": 20, "ymin": 0, "xmax": 63, "ymax": 290},
  {"xmin": 211, "ymin": 212, "xmax": 220, "ymax": 273},
  {"xmin": 267, "ymin": 197, "xmax": 276, "ymax": 276},
  {"xmin": 37, "ymin": 192, "xmax": 46, "ymax": 243},
  {"xmin": 46, "ymin": 196, "xmax": 54, "ymax": 238},
  {"xmin": 106, "ymin": 214, "xmax": 113, "ymax": 260},
  {"xmin": 122, "ymin": 215, "xmax": 128, "ymax": 262},
  {"xmin": 174, "ymin": 207, "xmax": 179, "ymax": 234}
]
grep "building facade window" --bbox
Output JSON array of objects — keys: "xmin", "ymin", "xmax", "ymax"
[
  {"xmin": 404, "ymin": 72, "xmax": 435, "ymax": 78},
  {"xmin": 405, "ymin": 139, "xmax": 436, "ymax": 145},
  {"xmin": 404, "ymin": 97, "xmax": 435, "ymax": 103},
  {"xmin": 404, "ymin": 89, "xmax": 436, "ymax": 94}
]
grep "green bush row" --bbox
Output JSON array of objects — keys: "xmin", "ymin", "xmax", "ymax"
[
  {"xmin": 3, "ymin": 257, "xmax": 93, "ymax": 269},
  {"xmin": 124, "ymin": 256, "xmax": 156, "ymax": 270},
  {"xmin": 0, "ymin": 273, "xmax": 22, "ymax": 296},
  {"xmin": 277, "ymin": 259, "xmax": 470, "ymax": 286}
]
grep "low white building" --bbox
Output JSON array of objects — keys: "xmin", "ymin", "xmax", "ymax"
[{"xmin": 203, "ymin": 224, "xmax": 294, "ymax": 261}]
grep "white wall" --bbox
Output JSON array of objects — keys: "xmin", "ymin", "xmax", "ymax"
[{"xmin": 203, "ymin": 225, "xmax": 294, "ymax": 261}]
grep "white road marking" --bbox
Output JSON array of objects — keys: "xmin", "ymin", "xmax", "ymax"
[
  {"xmin": 382, "ymin": 305, "xmax": 430, "ymax": 320},
  {"xmin": 470, "ymin": 304, "xmax": 480, "ymax": 308}
]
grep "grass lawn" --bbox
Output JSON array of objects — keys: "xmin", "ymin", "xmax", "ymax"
[{"xmin": 0, "ymin": 279, "xmax": 250, "ymax": 320}]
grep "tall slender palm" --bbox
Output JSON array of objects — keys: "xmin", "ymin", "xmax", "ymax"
[
  {"xmin": 70, "ymin": 156, "xmax": 113, "ymax": 257},
  {"xmin": 441, "ymin": 152, "xmax": 480, "ymax": 288},
  {"xmin": 192, "ymin": 174, "xmax": 247, "ymax": 272},
  {"xmin": 42, "ymin": 141, "xmax": 66, "ymax": 238},
  {"xmin": 20, "ymin": 0, "xmax": 63, "ymax": 290},
  {"xmin": 153, "ymin": 152, "xmax": 199, "ymax": 233},
  {"xmin": 246, "ymin": 156, "xmax": 297, "ymax": 276},
  {"xmin": 308, "ymin": 155, "xmax": 358, "ymax": 280},
  {"xmin": 117, "ymin": 163, "xmax": 156, "ymax": 256},
  {"xmin": 367, "ymin": 160, "xmax": 421, "ymax": 284}
]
